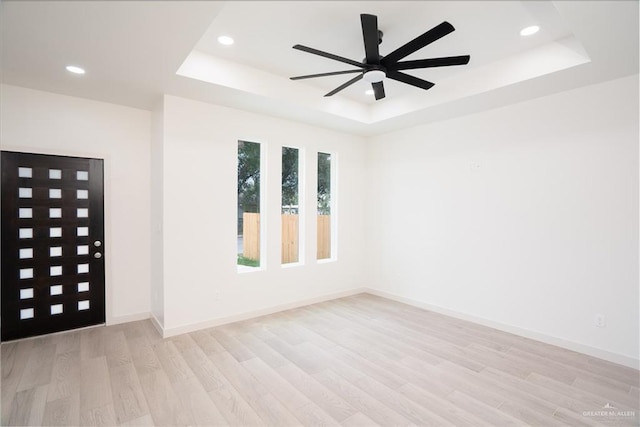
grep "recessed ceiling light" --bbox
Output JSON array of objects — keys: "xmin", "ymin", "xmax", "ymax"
[
  {"xmin": 520, "ymin": 25, "xmax": 540, "ymax": 36},
  {"xmin": 365, "ymin": 89, "xmax": 374, "ymax": 95},
  {"xmin": 217, "ymin": 35, "xmax": 234, "ymax": 46},
  {"xmin": 65, "ymin": 65, "xmax": 85, "ymax": 74}
]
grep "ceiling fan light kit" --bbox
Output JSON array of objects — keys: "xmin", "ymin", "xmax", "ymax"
[
  {"xmin": 290, "ymin": 14, "xmax": 470, "ymax": 101},
  {"xmin": 363, "ymin": 69, "xmax": 386, "ymax": 83}
]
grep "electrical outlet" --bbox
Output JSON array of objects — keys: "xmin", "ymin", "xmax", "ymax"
[{"xmin": 595, "ymin": 314, "xmax": 607, "ymax": 328}]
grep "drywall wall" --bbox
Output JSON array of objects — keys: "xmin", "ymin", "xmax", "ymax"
[
  {"xmin": 159, "ymin": 95, "xmax": 367, "ymax": 334},
  {"xmin": 1, "ymin": 84, "xmax": 152, "ymax": 324},
  {"xmin": 366, "ymin": 75, "xmax": 639, "ymax": 366},
  {"xmin": 150, "ymin": 99, "xmax": 165, "ymax": 327}
]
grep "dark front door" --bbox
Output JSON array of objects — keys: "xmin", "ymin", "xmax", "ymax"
[{"xmin": 1, "ymin": 151, "xmax": 105, "ymax": 341}]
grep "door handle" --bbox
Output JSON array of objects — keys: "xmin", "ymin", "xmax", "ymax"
[{"xmin": 94, "ymin": 252, "xmax": 102, "ymax": 259}]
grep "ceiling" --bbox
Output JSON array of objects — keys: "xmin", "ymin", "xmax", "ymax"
[{"xmin": 2, "ymin": 1, "xmax": 638, "ymax": 136}]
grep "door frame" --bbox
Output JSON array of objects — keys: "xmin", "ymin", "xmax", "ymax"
[{"xmin": 0, "ymin": 148, "xmax": 112, "ymax": 341}]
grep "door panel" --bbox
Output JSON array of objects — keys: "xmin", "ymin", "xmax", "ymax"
[{"xmin": 1, "ymin": 151, "xmax": 105, "ymax": 341}]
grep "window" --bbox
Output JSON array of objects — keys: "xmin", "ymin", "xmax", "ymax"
[
  {"xmin": 282, "ymin": 147, "xmax": 300, "ymax": 264},
  {"xmin": 317, "ymin": 152, "xmax": 332, "ymax": 260},
  {"xmin": 237, "ymin": 140, "xmax": 262, "ymax": 269}
]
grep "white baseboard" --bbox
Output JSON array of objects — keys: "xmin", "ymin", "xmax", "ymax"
[
  {"xmin": 365, "ymin": 289, "xmax": 639, "ymax": 370},
  {"xmin": 149, "ymin": 314, "xmax": 164, "ymax": 337},
  {"xmin": 159, "ymin": 287, "xmax": 368, "ymax": 338},
  {"xmin": 107, "ymin": 311, "xmax": 150, "ymax": 325}
]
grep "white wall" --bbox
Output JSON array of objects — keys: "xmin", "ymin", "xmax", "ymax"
[
  {"xmin": 1, "ymin": 84, "xmax": 152, "ymax": 324},
  {"xmin": 366, "ymin": 74, "xmax": 639, "ymax": 366},
  {"xmin": 159, "ymin": 95, "xmax": 367, "ymax": 334},
  {"xmin": 150, "ymin": 100, "xmax": 165, "ymax": 326}
]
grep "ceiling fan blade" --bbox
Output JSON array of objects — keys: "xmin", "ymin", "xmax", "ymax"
[
  {"xmin": 324, "ymin": 74, "xmax": 363, "ymax": 97},
  {"xmin": 386, "ymin": 70, "xmax": 435, "ymax": 91},
  {"xmin": 382, "ymin": 21, "xmax": 455, "ymax": 65},
  {"xmin": 293, "ymin": 44, "xmax": 365, "ymax": 69},
  {"xmin": 372, "ymin": 81, "xmax": 385, "ymax": 100},
  {"xmin": 392, "ymin": 55, "xmax": 470, "ymax": 70},
  {"xmin": 361, "ymin": 14, "xmax": 380, "ymax": 65},
  {"xmin": 290, "ymin": 69, "xmax": 362, "ymax": 80}
]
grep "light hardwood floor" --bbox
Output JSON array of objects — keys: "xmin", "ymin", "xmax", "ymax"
[{"xmin": 2, "ymin": 294, "xmax": 638, "ymax": 426}]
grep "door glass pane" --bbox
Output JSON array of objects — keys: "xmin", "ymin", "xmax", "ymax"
[
  {"xmin": 50, "ymin": 247, "xmax": 62, "ymax": 257},
  {"xmin": 20, "ymin": 308, "xmax": 34, "ymax": 320},
  {"xmin": 19, "ymin": 248, "xmax": 33, "ymax": 259},
  {"xmin": 77, "ymin": 227, "xmax": 89, "ymax": 237},
  {"xmin": 77, "ymin": 171, "xmax": 89, "ymax": 180},
  {"xmin": 18, "ymin": 167, "xmax": 32, "ymax": 178},
  {"xmin": 19, "ymin": 268, "xmax": 33, "ymax": 279},
  {"xmin": 19, "ymin": 208, "xmax": 32, "ymax": 219},
  {"xmin": 78, "ymin": 300, "xmax": 90, "ymax": 311},
  {"xmin": 50, "ymin": 227, "xmax": 62, "ymax": 238},
  {"xmin": 20, "ymin": 288, "xmax": 34, "ymax": 299},
  {"xmin": 49, "ymin": 189, "xmax": 62, "ymax": 199},
  {"xmin": 237, "ymin": 140, "xmax": 261, "ymax": 269},
  {"xmin": 19, "ymin": 188, "xmax": 32, "ymax": 198},
  {"xmin": 49, "ymin": 169, "xmax": 62, "ymax": 179},
  {"xmin": 50, "ymin": 285, "xmax": 63, "ymax": 295},
  {"xmin": 19, "ymin": 228, "xmax": 33, "ymax": 239},
  {"xmin": 49, "ymin": 208, "xmax": 62, "ymax": 218}
]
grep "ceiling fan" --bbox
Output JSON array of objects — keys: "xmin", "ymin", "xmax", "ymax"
[{"xmin": 290, "ymin": 14, "xmax": 470, "ymax": 100}]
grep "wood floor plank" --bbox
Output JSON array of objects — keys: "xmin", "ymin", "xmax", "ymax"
[
  {"xmin": 7, "ymin": 384, "xmax": 48, "ymax": 426},
  {"xmin": 80, "ymin": 327, "xmax": 107, "ymax": 360},
  {"xmin": 46, "ymin": 350, "xmax": 80, "ymax": 402},
  {"xmin": 53, "ymin": 331, "xmax": 81, "ymax": 355},
  {"xmin": 177, "ymin": 345, "xmax": 228, "ymax": 392},
  {"xmin": 127, "ymin": 335, "xmax": 163, "ymax": 376},
  {"xmin": 190, "ymin": 329, "xmax": 226, "ymax": 356},
  {"xmin": 105, "ymin": 331, "xmax": 133, "ymax": 369},
  {"xmin": 42, "ymin": 394, "xmax": 80, "ymax": 426},
  {"xmin": 1, "ymin": 339, "xmax": 34, "ymax": 424},
  {"xmin": 109, "ymin": 362, "xmax": 149, "ymax": 424},
  {"xmin": 206, "ymin": 380, "xmax": 265, "ymax": 426},
  {"xmin": 314, "ymin": 368, "xmax": 413, "ymax": 427},
  {"xmin": 210, "ymin": 329, "xmax": 256, "ymax": 362},
  {"xmin": 119, "ymin": 413, "xmax": 155, "ymax": 426},
  {"xmin": 242, "ymin": 358, "xmax": 316, "ymax": 410},
  {"xmin": 235, "ymin": 331, "xmax": 294, "ymax": 368},
  {"xmin": 276, "ymin": 362, "xmax": 358, "ymax": 423},
  {"xmin": 16, "ymin": 343, "xmax": 56, "ymax": 392},
  {"xmin": 138, "ymin": 369, "xmax": 193, "ymax": 426},
  {"xmin": 242, "ymin": 357, "xmax": 342, "ymax": 427},
  {"xmin": 152, "ymin": 340, "xmax": 194, "ymax": 384},
  {"xmin": 497, "ymin": 399, "xmax": 567, "ymax": 426},
  {"xmin": 171, "ymin": 375, "xmax": 228, "ymax": 426},
  {"xmin": 79, "ymin": 356, "xmax": 114, "ymax": 421},
  {"xmin": 444, "ymin": 389, "xmax": 524, "ymax": 426},
  {"xmin": 340, "ymin": 411, "xmax": 380, "ymax": 427},
  {"xmin": 397, "ymin": 382, "xmax": 491, "ymax": 426},
  {"xmin": 79, "ymin": 403, "xmax": 117, "ymax": 427}
]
